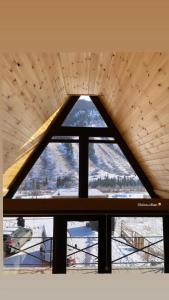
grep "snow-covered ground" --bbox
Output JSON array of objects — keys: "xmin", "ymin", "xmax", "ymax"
[
  {"xmin": 111, "ymin": 217, "xmax": 163, "ymax": 269},
  {"xmin": 3, "ymin": 218, "xmax": 53, "ymax": 268},
  {"xmin": 14, "ymin": 189, "xmax": 149, "ymax": 199},
  {"xmin": 3, "ymin": 217, "xmax": 164, "ymax": 272},
  {"xmin": 67, "ymin": 221, "xmax": 98, "ymax": 269}
]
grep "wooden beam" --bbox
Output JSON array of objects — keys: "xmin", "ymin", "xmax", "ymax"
[
  {"xmin": 3, "ymin": 198, "xmax": 169, "ymax": 216},
  {"xmin": 91, "ymin": 96, "xmax": 158, "ymax": 198}
]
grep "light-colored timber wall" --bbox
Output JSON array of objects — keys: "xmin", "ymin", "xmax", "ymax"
[{"xmin": 1, "ymin": 52, "xmax": 169, "ymax": 198}]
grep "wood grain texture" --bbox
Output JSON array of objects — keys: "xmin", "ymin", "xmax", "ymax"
[{"xmin": 1, "ymin": 52, "xmax": 169, "ymax": 196}]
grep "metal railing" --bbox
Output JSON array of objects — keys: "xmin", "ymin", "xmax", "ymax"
[
  {"xmin": 67, "ymin": 236, "xmax": 98, "ymax": 269},
  {"xmin": 111, "ymin": 235, "xmax": 164, "ymax": 271},
  {"xmin": 3, "ymin": 235, "xmax": 164, "ymax": 272},
  {"xmin": 3, "ymin": 236, "xmax": 53, "ymax": 267}
]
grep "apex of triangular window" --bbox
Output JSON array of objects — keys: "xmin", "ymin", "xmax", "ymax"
[{"xmin": 62, "ymin": 95, "xmax": 107, "ymax": 128}]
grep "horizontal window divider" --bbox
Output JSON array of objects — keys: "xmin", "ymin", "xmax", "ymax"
[
  {"xmin": 49, "ymin": 139, "xmax": 117, "ymax": 143},
  {"xmin": 52, "ymin": 127, "xmax": 115, "ymax": 137},
  {"xmin": 49, "ymin": 139, "xmax": 79, "ymax": 143}
]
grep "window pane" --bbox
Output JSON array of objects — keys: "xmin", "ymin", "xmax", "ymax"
[
  {"xmin": 3, "ymin": 217, "xmax": 53, "ymax": 274},
  {"xmin": 88, "ymin": 143, "xmax": 150, "ymax": 198},
  {"xmin": 111, "ymin": 217, "xmax": 164, "ymax": 272},
  {"xmin": 51, "ymin": 136, "xmax": 79, "ymax": 140},
  {"xmin": 62, "ymin": 96, "xmax": 107, "ymax": 127},
  {"xmin": 13, "ymin": 143, "xmax": 79, "ymax": 198},
  {"xmin": 89, "ymin": 137, "xmax": 115, "ymax": 141},
  {"xmin": 67, "ymin": 221, "xmax": 98, "ymax": 272}
]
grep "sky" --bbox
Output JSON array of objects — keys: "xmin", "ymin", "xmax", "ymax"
[{"xmin": 79, "ymin": 95, "xmax": 91, "ymax": 101}]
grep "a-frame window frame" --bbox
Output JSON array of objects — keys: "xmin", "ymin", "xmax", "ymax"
[{"xmin": 4, "ymin": 95, "xmax": 156, "ymax": 200}]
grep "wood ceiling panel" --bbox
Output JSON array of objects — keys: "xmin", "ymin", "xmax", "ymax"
[
  {"xmin": 1, "ymin": 52, "xmax": 169, "ymax": 197},
  {"xmin": 1, "ymin": 53, "xmax": 67, "ymax": 177}
]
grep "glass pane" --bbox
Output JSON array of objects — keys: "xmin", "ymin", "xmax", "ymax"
[
  {"xmin": 13, "ymin": 143, "xmax": 79, "ymax": 198},
  {"xmin": 62, "ymin": 96, "xmax": 107, "ymax": 127},
  {"xmin": 3, "ymin": 217, "xmax": 53, "ymax": 274},
  {"xmin": 67, "ymin": 221, "xmax": 98, "ymax": 273},
  {"xmin": 88, "ymin": 143, "xmax": 150, "ymax": 198},
  {"xmin": 111, "ymin": 217, "xmax": 164, "ymax": 273},
  {"xmin": 89, "ymin": 137, "xmax": 115, "ymax": 141},
  {"xmin": 51, "ymin": 136, "xmax": 79, "ymax": 140}
]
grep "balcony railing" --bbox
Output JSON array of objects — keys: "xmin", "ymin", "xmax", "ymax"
[
  {"xmin": 3, "ymin": 235, "xmax": 164, "ymax": 272},
  {"xmin": 3, "ymin": 237, "xmax": 53, "ymax": 267},
  {"xmin": 67, "ymin": 236, "xmax": 98, "ymax": 269},
  {"xmin": 111, "ymin": 235, "xmax": 164, "ymax": 271}
]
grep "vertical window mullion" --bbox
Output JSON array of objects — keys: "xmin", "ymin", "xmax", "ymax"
[{"xmin": 79, "ymin": 135, "xmax": 88, "ymax": 198}]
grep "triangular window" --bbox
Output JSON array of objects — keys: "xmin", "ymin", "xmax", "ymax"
[
  {"xmin": 62, "ymin": 95, "xmax": 107, "ymax": 127},
  {"xmin": 7, "ymin": 95, "xmax": 153, "ymax": 200}
]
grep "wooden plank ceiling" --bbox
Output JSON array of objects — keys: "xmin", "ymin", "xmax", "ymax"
[{"xmin": 1, "ymin": 52, "xmax": 169, "ymax": 198}]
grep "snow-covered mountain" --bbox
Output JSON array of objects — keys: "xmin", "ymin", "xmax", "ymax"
[{"xmin": 63, "ymin": 98, "xmax": 107, "ymax": 127}]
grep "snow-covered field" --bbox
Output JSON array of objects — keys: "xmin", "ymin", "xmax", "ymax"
[
  {"xmin": 111, "ymin": 217, "xmax": 163, "ymax": 269},
  {"xmin": 14, "ymin": 189, "xmax": 150, "ymax": 199},
  {"xmin": 3, "ymin": 218, "xmax": 53, "ymax": 268},
  {"xmin": 67, "ymin": 221, "xmax": 98, "ymax": 269},
  {"xmin": 3, "ymin": 217, "xmax": 164, "ymax": 272}
]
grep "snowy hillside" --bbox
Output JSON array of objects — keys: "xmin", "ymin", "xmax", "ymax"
[{"xmin": 63, "ymin": 98, "xmax": 107, "ymax": 127}]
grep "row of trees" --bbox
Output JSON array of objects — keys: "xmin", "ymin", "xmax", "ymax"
[
  {"xmin": 20, "ymin": 174, "xmax": 76, "ymax": 191},
  {"xmin": 20, "ymin": 173, "xmax": 144, "ymax": 191},
  {"xmin": 89, "ymin": 175, "xmax": 145, "ymax": 192}
]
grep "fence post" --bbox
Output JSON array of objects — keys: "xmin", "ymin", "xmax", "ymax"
[
  {"xmin": 50, "ymin": 238, "xmax": 52, "ymax": 268},
  {"xmin": 52, "ymin": 216, "xmax": 67, "ymax": 274},
  {"xmin": 98, "ymin": 215, "xmax": 112, "ymax": 273},
  {"xmin": 163, "ymin": 216, "xmax": 169, "ymax": 273}
]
